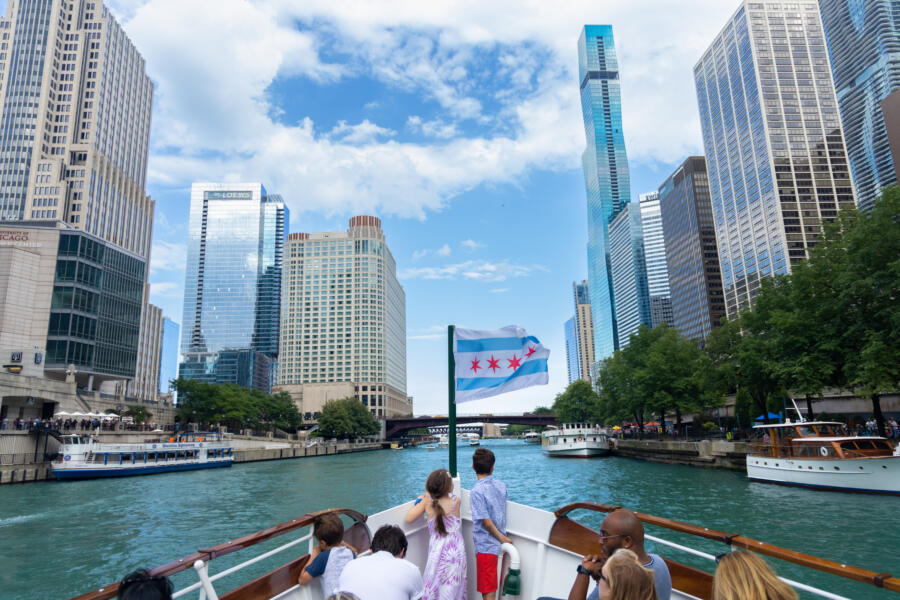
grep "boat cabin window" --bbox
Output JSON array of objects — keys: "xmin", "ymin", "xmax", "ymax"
[
  {"xmin": 797, "ymin": 426, "xmax": 813, "ymax": 436},
  {"xmin": 812, "ymin": 424, "xmax": 846, "ymax": 436}
]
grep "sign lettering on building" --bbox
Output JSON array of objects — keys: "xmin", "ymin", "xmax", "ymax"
[
  {"xmin": 204, "ymin": 191, "xmax": 253, "ymax": 200},
  {"xmin": 0, "ymin": 231, "xmax": 28, "ymax": 241}
]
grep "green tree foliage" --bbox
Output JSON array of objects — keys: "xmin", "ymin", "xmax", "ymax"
[
  {"xmin": 317, "ymin": 397, "xmax": 380, "ymax": 439},
  {"xmin": 551, "ymin": 380, "xmax": 601, "ymax": 423},
  {"xmin": 172, "ymin": 379, "xmax": 302, "ymax": 432},
  {"xmin": 124, "ymin": 405, "xmax": 152, "ymax": 423},
  {"xmin": 530, "ymin": 406, "xmax": 554, "ymax": 415}
]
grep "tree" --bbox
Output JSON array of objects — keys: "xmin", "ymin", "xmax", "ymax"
[
  {"xmin": 317, "ymin": 398, "xmax": 379, "ymax": 438},
  {"xmin": 171, "ymin": 378, "xmax": 302, "ymax": 432},
  {"xmin": 124, "ymin": 405, "xmax": 152, "ymax": 424},
  {"xmin": 551, "ymin": 380, "xmax": 601, "ymax": 423},
  {"xmin": 530, "ymin": 406, "xmax": 554, "ymax": 415}
]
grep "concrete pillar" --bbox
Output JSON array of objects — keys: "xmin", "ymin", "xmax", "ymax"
[{"xmin": 87, "ymin": 375, "xmax": 94, "ymax": 392}]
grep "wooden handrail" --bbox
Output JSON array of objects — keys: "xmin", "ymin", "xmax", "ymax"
[
  {"xmin": 68, "ymin": 508, "xmax": 368, "ymax": 600},
  {"xmin": 553, "ymin": 502, "xmax": 900, "ymax": 594}
]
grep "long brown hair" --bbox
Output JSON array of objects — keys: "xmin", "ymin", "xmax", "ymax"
[
  {"xmin": 606, "ymin": 549, "xmax": 657, "ymax": 600},
  {"xmin": 426, "ymin": 469, "xmax": 453, "ymax": 536},
  {"xmin": 713, "ymin": 550, "xmax": 797, "ymax": 600}
]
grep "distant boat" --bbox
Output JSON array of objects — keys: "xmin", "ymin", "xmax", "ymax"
[
  {"xmin": 542, "ymin": 424, "xmax": 609, "ymax": 458},
  {"xmin": 523, "ymin": 430, "xmax": 541, "ymax": 444},
  {"xmin": 424, "ymin": 444, "xmax": 436, "ymax": 451}
]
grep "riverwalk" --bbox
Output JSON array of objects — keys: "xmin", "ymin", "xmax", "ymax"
[{"xmin": 610, "ymin": 438, "xmax": 750, "ymax": 470}]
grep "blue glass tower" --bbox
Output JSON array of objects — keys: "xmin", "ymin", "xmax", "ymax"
[
  {"xmin": 579, "ymin": 25, "xmax": 631, "ymax": 364},
  {"xmin": 820, "ymin": 0, "xmax": 900, "ymax": 212},
  {"xmin": 608, "ymin": 204, "xmax": 650, "ymax": 348},
  {"xmin": 179, "ymin": 183, "xmax": 287, "ymax": 392},
  {"xmin": 159, "ymin": 317, "xmax": 179, "ymax": 394}
]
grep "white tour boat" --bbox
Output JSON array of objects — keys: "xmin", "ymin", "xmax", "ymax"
[
  {"xmin": 522, "ymin": 430, "xmax": 541, "ymax": 444},
  {"xmin": 70, "ymin": 484, "xmax": 900, "ymax": 600},
  {"xmin": 542, "ymin": 423, "xmax": 610, "ymax": 458},
  {"xmin": 747, "ymin": 420, "xmax": 900, "ymax": 494},
  {"xmin": 51, "ymin": 432, "xmax": 234, "ymax": 480}
]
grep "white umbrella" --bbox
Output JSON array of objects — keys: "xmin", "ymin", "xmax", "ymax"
[
  {"xmin": 71, "ymin": 412, "xmax": 87, "ymax": 417},
  {"xmin": 102, "ymin": 412, "xmax": 119, "ymax": 418},
  {"xmin": 55, "ymin": 411, "xmax": 73, "ymax": 417}
]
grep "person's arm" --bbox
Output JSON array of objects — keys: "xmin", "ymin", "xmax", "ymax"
[
  {"xmin": 481, "ymin": 517, "xmax": 512, "ymax": 545},
  {"xmin": 404, "ymin": 493, "xmax": 428, "ymax": 523},
  {"xmin": 567, "ymin": 555, "xmax": 603, "ymax": 600},
  {"xmin": 299, "ymin": 546, "xmax": 327, "ymax": 585},
  {"xmin": 452, "ymin": 495, "xmax": 461, "ymax": 518}
]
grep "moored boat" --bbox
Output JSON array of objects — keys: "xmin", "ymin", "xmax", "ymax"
[
  {"xmin": 522, "ymin": 429, "xmax": 541, "ymax": 444},
  {"xmin": 542, "ymin": 423, "xmax": 609, "ymax": 457},
  {"xmin": 747, "ymin": 420, "xmax": 900, "ymax": 494},
  {"xmin": 51, "ymin": 432, "xmax": 234, "ymax": 480}
]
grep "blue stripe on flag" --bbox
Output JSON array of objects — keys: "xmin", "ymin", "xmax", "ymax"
[
  {"xmin": 456, "ymin": 336, "xmax": 540, "ymax": 353},
  {"xmin": 456, "ymin": 359, "xmax": 548, "ymax": 391}
]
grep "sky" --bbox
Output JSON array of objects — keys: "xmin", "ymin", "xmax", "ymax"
[{"xmin": 92, "ymin": 0, "xmax": 742, "ymax": 415}]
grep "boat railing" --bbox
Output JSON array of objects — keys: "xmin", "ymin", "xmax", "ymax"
[
  {"xmin": 69, "ymin": 508, "xmax": 368, "ymax": 600},
  {"xmin": 553, "ymin": 502, "xmax": 900, "ymax": 598}
]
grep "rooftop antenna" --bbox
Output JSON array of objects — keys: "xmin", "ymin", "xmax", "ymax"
[{"xmin": 789, "ymin": 398, "xmax": 807, "ymax": 423}]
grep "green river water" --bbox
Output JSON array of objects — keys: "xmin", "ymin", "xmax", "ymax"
[{"xmin": 0, "ymin": 439, "xmax": 896, "ymax": 599}]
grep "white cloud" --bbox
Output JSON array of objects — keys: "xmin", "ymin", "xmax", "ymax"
[
  {"xmin": 329, "ymin": 119, "xmax": 396, "ymax": 144},
  {"xmin": 400, "ymin": 260, "xmax": 544, "ymax": 283},
  {"xmin": 490, "ymin": 288, "xmax": 509, "ymax": 294},
  {"xmin": 150, "ymin": 241, "xmax": 186, "ymax": 273},
  {"xmin": 435, "ymin": 243, "xmax": 451, "ymax": 257},
  {"xmin": 460, "ymin": 239, "xmax": 483, "ymax": 251},
  {"xmin": 407, "ymin": 115, "xmax": 459, "ymax": 139},
  {"xmin": 412, "ymin": 249, "xmax": 429, "ymax": 260},
  {"xmin": 150, "ymin": 281, "xmax": 181, "ymax": 298}
]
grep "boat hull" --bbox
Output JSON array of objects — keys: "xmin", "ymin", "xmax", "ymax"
[
  {"xmin": 52, "ymin": 459, "xmax": 232, "ymax": 480},
  {"xmin": 746, "ymin": 455, "xmax": 900, "ymax": 494},
  {"xmin": 543, "ymin": 445, "xmax": 611, "ymax": 458}
]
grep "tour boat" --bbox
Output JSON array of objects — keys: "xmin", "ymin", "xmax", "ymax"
[
  {"xmin": 523, "ymin": 430, "xmax": 541, "ymax": 444},
  {"xmin": 51, "ymin": 432, "xmax": 234, "ymax": 480},
  {"xmin": 747, "ymin": 420, "xmax": 900, "ymax": 494},
  {"xmin": 542, "ymin": 423, "xmax": 610, "ymax": 458},
  {"xmin": 69, "ymin": 486, "xmax": 900, "ymax": 600}
]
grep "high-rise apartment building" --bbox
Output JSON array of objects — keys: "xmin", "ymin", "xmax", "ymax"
[
  {"xmin": 179, "ymin": 183, "xmax": 287, "ymax": 392},
  {"xmin": 578, "ymin": 25, "xmax": 632, "ymax": 364},
  {"xmin": 638, "ymin": 192, "xmax": 672, "ymax": 328},
  {"xmin": 132, "ymin": 296, "xmax": 161, "ymax": 402},
  {"xmin": 695, "ymin": 0, "xmax": 855, "ymax": 316},
  {"xmin": 572, "ymin": 280, "xmax": 594, "ymax": 382},
  {"xmin": 658, "ymin": 157, "xmax": 726, "ymax": 342},
  {"xmin": 564, "ymin": 316, "xmax": 578, "ymax": 385},
  {"xmin": 608, "ymin": 204, "xmax": 649, "ymax": 348},
  {"xmin": 159, "ymin": 317, "xmax": 178, "ymax": 394},
  {"xmin": 0, "ymin": 0, "xmax": 154, "ymax": 260},
  {"xmin": 820, "ymin": 0, "xmax": 900, "ymax": 212},
  {"xmin": 278, "ymin": 216, "xmax": 409, "ymax": 419}
]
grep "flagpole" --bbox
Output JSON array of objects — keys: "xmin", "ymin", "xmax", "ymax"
[{"xmin": 448, "ymin": 324, "xmax": 457, "ymax": 478}]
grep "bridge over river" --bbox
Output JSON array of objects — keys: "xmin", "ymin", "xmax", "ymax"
[{"xmin": 384, "ymin": 413, "xmax": 556, "ymax": 438}]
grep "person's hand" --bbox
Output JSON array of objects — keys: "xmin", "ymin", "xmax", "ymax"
[
  {"xmin": 581, "ymin": 555, "xmax": 604, "ymax": 579},
  {"xmin": 499, "ymin": 534, "xmax": 513, "ymax": 545}
]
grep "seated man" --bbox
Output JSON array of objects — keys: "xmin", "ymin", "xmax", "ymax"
[
  {"xmin": 539, "ymin": 508, "xmax": 671, "ymax": 600},
  {"xmin": 337, "ymin": 524, "xmax": 424, "ymax": 600}
]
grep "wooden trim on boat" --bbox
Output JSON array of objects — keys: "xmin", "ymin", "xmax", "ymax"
[
  {"xmin": 220, "ymin": 556, "xmax": 310, "ymax": 600},
  {"xmin": 553, "ymin": 502, "xmax": 900, "ymax": 594},
  {"xmin": 68, "ymin": 508, "xmax": 368, "ymax": 600}
]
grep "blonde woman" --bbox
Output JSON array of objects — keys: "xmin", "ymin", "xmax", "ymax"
[
  {"xmin": 713, "ymin": 550, "xmax": 797, "ymax": 600},
  {"xmin": 595, "ymin": 548, "xmax": 657, "ymax": 600}
]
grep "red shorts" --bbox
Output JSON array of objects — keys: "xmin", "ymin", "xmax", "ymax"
[{"xmin": 476, "ymin": 553, "xmax": 498, "ymax": 593}]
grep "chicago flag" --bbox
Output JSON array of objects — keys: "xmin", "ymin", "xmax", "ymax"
[{"xmin": 454, "ymin": 325, "xmax": 550, "ymax": 404}]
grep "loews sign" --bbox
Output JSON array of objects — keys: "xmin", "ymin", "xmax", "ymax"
[{"xmin": 204, "ymin": 191, "xmax": 253, "ymax": 200}]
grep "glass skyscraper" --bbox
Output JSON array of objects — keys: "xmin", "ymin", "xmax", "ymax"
[
  {"xmin": 579, "ymin": 25, "xmax": 631, "ymax": 364},
  {"xmin": 658, "ymin": 157, "xmax": 726, "ymax": 342},
  {"xmin": 820, "ymin": 0, "xmax": 900, "ymax": 212},
  {"xmin": 608, "ymin": 204, "xmax": 650, "ymax": 348},
  {"xmin": 695, "ymin": 0, "xmax": 855, "ymax": 316},
  {"xmin": 564, "ymin": 316, "xmax": 579, "ymax": 385},
  {"xmin": 638, "ymin": 192, "xmax": 673, "ymax": 329},
  {"xmin": 179, "ymin": 183, "xmax": 287, "ymax": 392},
  {"xmin": 159, "ymin": 317, "xmax": 179, "ymax": 394}
]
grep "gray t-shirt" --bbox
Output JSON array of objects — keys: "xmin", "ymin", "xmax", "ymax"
[{"xmin": 586, "ymin": 553, "xmax": 671, "ymax": 600}]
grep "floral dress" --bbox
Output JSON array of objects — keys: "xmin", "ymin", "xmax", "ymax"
[{"xmin": 423, "ymin": 495, "xmax": 467, "ymax": 600}]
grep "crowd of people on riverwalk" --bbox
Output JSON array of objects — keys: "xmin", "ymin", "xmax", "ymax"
[
  {"xmin": 0, "ymin": 416, "xmax": 169, "ymax": 432},
  {"xmin": 112, "ymin": 445, "xmax": 802, "ymax": 600}
]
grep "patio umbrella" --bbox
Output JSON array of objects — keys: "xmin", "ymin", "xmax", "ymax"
[
  {"xmin": 71, "ymin": 412, "xmax": 87, "ymax": 417},
  {"xmin": 55, "ymin": 411, "xmax": 72, "ymax": 417},
  {"xmin": 755, "ymin": 412, "xmax": 782, "ymax": 421}
]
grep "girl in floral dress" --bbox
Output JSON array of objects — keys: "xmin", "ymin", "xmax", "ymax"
[{"xmin": 405, "ymin": 468, "xmax": 467, "ymax": 600}]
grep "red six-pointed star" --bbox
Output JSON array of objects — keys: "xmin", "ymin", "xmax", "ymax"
[
  {"xmin": 507, "ymin": 354, "xmax": 522, "ymax": 371},
  {"xmin": 525, "ymin": 345, "xmax": 537, "ymax": 358},
  {"xmin": 470, "ymin": 359, "xmax": 482, "ymax": 373},
  {"xmin": 486, "ymin": 355, "xmax": 501, "ymax": 373}
]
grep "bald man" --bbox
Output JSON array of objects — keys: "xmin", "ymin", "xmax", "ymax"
[{"xmin": 538, "ymin": 509, "xmax": 671, "ymax": 600}]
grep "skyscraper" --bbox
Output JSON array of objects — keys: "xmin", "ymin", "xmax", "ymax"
[
  {"xmin": 572, "ymin": 280, "xmax": 595, "ymax": 382},
  {"xmin": 159, "ymin": 317, "xmax": 179, "ymax": 395},
  {"xmin": 179, "ymin": 183, "xmax": 287, "ymax": 392},
  {"xmin": 278, "ymin": 216, "xmax": 409, "ymax": 419},
  {"xmin": 578, "ymin": 25, "xmax": 631, "ymax": 364},
  {"xmin": 695, "ymin": 0, "xmax": 855, "ymax": 316},
  {"xmin": 0, "ymin": 0, "xmax": 154, "ymax": 260},
  {"xmin": 564, "ymin": 316, "xmax": 578, "ymax": 385},
  {"xmin": 819, "ymin": 0, "xmax": 900, "ymax": 212},
  {"xmin": 638, "ymin": 192, "xmax": 672, "ymax": 328},
  {"xmin": 608, "ymin": 204, "xmax": 650, "ymax": 348},
  {"xmin": 132, "ymin": 296, "xmax": 162, "ymax": 402},
  {"xmin": 658, "ymin": 157, "xmax": 726, "ymax": 342}
]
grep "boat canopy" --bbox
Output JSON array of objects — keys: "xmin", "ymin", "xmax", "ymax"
[{"xmin": 751, "ymin": 421, "xmax": 845, "ymax": 429}]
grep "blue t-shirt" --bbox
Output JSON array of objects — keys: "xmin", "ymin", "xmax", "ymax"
[
  {"xmin": 586, "ymin": 553, "xmax": 671, "ymax": 600},
  {"xmin": 470, "ymin": 475, "xmax": 508, "ymax": 555},
  {"xmin": 305, "ymin": 546, "xmax": 356, "ymax": 597}
]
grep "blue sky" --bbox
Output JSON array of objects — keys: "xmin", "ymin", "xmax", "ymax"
[{"xmin": 97, "ymin": 0, "xmax": 739, "ymax": 415}]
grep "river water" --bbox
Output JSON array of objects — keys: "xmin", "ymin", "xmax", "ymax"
[{"xmin": 0, "ymin": 439, "xmax": 896, "ymax": 599}]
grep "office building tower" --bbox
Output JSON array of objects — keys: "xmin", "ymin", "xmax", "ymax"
[
  {"xmin": 658, "ymin": 157, "xmax": 726, "ymax": 342},
  {"xmin": 132, "ymin": 296, "xmax": 162, "ymax": 402},
  {"xmin": 0, "ymin": 0, "xmax": 154, "ymax": 259},
  {"xmin": 695, "ymin": 0, "xmax": 855, "ymax": 316},
  {"xmin": 820, "ymin": 0, "xmax": 900, "ymax": 212},
  {"xmin": 608, "ymin": 204, "xmax": 650, "ymax": 348},
  {"xmin": 564, "ymin": 316, "xmax": 578, "ymax": 385},
  {"xmin": 638, "ymin": 192, "xmax": 672, "ymax": 328},
  {"xmin": 0, "ymin": 221, "xmax": 145, "ymax": 389},
  {"xmin": 572, "ymin": 280, "xmax": 595, "ymax": 382},
  {"xmin": 578, "ymin": 25, "xmax": 632, "ymax": 364},
  {"xmin": 179, "ymin": 183, "xmax": 287, "ymax": 392},
  {"xmin": 278, "ymin": 216, "xmax": 409, "ymax": 420},
  {"xmin": 159, "ymin": 317, "xmax": 179, "ymax": 394}
]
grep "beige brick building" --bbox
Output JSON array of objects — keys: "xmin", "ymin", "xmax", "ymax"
[{"xmin": 131, "ymin": 293, "xmax": 162, "ymax": 402}]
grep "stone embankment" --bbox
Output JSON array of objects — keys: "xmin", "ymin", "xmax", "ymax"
[{"xmin": 610, "ymin": 438, "xmax": 750, "ymax": 471}]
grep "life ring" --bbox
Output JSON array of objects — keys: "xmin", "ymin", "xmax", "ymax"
[
  {"xmin": 578, "ymin": 436, "xmax": 584, "ymax": 442},
  {"xmin": 819, "ymin": 446, "xmax": 829, "ymax": 457}
]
